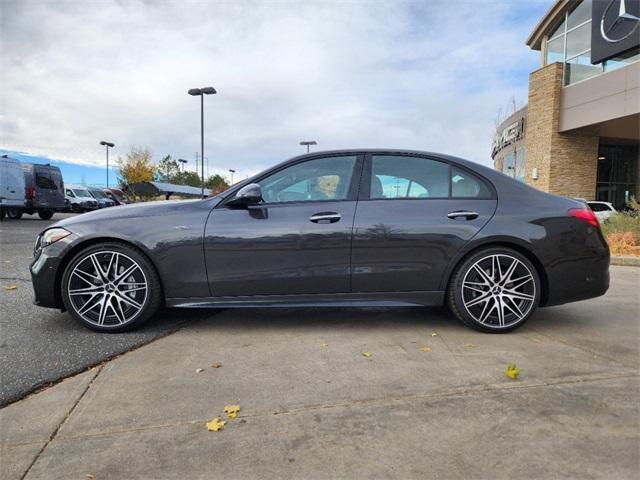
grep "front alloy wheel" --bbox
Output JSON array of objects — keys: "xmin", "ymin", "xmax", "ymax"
[
  {"xmin": 448, "ymin": 248, "xmax": 540, "ymax": 332},
  {"xmin": 62, "ymin": 243, "xmax": 162, "ymax": 332}
]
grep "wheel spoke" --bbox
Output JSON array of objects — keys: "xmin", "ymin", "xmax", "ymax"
[
  {"xmin": 508, "ymin": 275, "xmax": 533, "ymax": 290},
  {"xmin": 473, "ymin": 265, "xmax": 494, "ymax": 286},
  {"xmin": 115, "ymin": 291, "xmax": 142, "ymax": 310},
  {"xmin": 72, "ymin": 268, "xmax": 101, "ymax": 286},
  {"xmin": 504, "ymin": 290, "xmax": 534, "ymax": 302},
  {"xmin": 114, "ymin": 264, "xmax": 138, "ymax": 285},
  {"xmin": 496, "ymin": 296, "xmax": 505, "ymax": 326},
  {"xmin": 503, "ymin": 296, "xmax": 525, "ymax": 319},
  {"xmin": 500, "ymin": 258, "xmax": 519, "ymax": 285},
  {"xmin": 465, "ymin": 291, "xmax": 492, "ymax": 308},
  {"xmin": 105, "ymin": 252, "xmax": 117, "ymax": 281},
  {"xmin": 77, "ymin": 293, "xmax": 104, "ymax": 315},
  {"xmin": 492, "ymin": 255, "xmax": 502, "ymax": 283},
  {"xmin": 477, "ymin": 297, "xmax": 495, "ymax": 323},
  {"xmin": 97, "ymin": 296, "xmax": 109, "ymax": 325},
  {"xmin": 90, "ymin": 255, "xmax": 108, "ymax": 282},
  {"xmin": 463, "ymin": 284, "xmax": 486, "ymax": 294},
  {"xmin": 69, "ymin": 285, "xmax": 104, "ymax": 295},
  {"xmin": 112, "ymin": 297, "xmax": 127, "ymax": 324}
]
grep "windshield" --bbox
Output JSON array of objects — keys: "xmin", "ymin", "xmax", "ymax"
[
  {"xmin": 72, "ymin": 189, "xmax": 93, "ymax": 198},
  {"xmin": 89, "ymin": 189, "xmax": 107, "ymax": 199}
]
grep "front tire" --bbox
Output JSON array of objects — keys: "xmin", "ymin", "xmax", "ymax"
[
  {"xmin": 447, "ymin": 247, "xmax": 540, "ymax": 333},
  {"xmin": 61, "ymin": 242, "xmax": 162, "ymax": 332},
  {"xmin": 38, "ymin": 209, "xmax": 54, "ymax": 220},
  {"xmin": 7, "ymin": 208, "xmax": 22, "ymax": 219}
]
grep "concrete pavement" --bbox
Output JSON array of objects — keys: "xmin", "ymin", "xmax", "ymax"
[{"xmin": 1, "ymin": 266, "xmax": 638, "ymax": 479}]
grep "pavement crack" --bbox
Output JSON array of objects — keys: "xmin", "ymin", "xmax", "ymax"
[{"xmin": 19, "ymin": 365, "xmax": 104, "ymax": 480}]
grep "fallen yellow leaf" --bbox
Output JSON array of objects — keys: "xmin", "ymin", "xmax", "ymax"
[
  {"xmin": 506, "ymin": 363, "xmax": 520, "ymax": 380},
  {"xmin": 430, "ymin": 332, "xmax": 438, "ymax": 337},
  {"xmin": 361, "ymin": 352, "xmax": 372, "ymax": 358},
  {"xmin": 464, "ymin": 343, "xmax": 475, "ymax": 348},
  {"xmin": 320, "ymin": 342, "xmax": 328, "ymax": 348},
  {"xmin": 206, "ymin": 417, "xmax": 226, "ymax": 431},
  {"xmin": 4, "ymin": 285, "xmax": 17, "ymax": 290},
  {"xmin": 211, "ymin": 363, "xmax": 222, "ymax": 368},
  {"xmin": 224, "ymin": 404, "xmax": 241, "ymax": 419},
  {"xmin": 419, "ymin": 346, "xmax": 432, "ymax": 352}
]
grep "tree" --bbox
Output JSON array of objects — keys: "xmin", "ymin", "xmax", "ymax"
[
  {"xmin": 117, "ymin": 147, "xmax": 156, "ymax": 201},
  {"xmin": 156, "ymin": 155, "xmax": 180, "ymax": 183},
  {"xmin": 205, "ymin": 174, "xmax": 230, "ymax": 195},
  {"xmin": 174, "ymin": 170, "xmax": 202, "ymax": 187}
]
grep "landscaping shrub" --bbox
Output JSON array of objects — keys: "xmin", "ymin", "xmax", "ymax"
[{"xmin": 601, "ymin": 197, "xmax": 640, "ymax": 256}]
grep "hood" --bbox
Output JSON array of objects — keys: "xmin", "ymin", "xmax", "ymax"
[{"xmin": 53, "ymin": 197, "xmax": 220, "ymax": 229}]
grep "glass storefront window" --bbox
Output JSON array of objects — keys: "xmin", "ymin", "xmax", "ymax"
[
  {"xmin": 565, "ymin": 22, "xmax": 590, "ymax": 58},
  {"xmin": 604, "ymin": 50, "xmax": 640, "ymax": 72},
  {"xmin": 565, "ymin": 53, "xmax": 602, "ymax": 84},
  {"xmin": 546, "ymin": 36, "xmax": 565, "ymax": 64},
  {"xmin": 567, "ymin": 0, "xmax": 591, "ymax": 29}
]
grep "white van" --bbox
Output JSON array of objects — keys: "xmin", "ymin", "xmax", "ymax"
[{"xmin": 0, "ymin": 155, "xmax": 26, "ymax": 219}]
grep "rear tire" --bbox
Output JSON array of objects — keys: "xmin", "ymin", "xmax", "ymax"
[
  {"xmin": 447, "ymin": 247, "xmax": 540, "ymax": 333},
  {"xmin": 38, "ymin": 209, "xmax": 54, "ymax": 220},
  {"xmin": 71, "ymin": 204, "xmax": 81, "ymax": 213},
  {"xmin": 61, "ymin": 242, "xmax": 163, "ymax": 332},
  {"xmin": 6, "ymin": 208, "xmax": 22, "ymax": 219}
]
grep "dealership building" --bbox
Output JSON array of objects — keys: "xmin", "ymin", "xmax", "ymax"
[{"xmin": 492, "ymin": 0, "xmax": 639, "ymax": 209}]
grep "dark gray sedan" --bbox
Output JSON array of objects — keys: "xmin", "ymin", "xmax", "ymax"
[{"xmin": 31, "ymin": 150, "xmax": 609, "ymax": 333}]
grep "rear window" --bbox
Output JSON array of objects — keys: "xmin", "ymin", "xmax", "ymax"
[{"xmin": 35, "ymin": 173, "xmax": 58, "ymax": 190}]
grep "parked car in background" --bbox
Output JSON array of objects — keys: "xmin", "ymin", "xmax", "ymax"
[
  {"xmin": 587, "ymin": 201, "xmax": 617, "ymax": 223},
  {"xmin": 5, "ymin": 163, "xmax": 65, "ymax": 220},
  {"xmin": 65, "ymin": 185, "xmax": 99, "ymax": 212},
  {"xmin": 87, "ymin": 187, "xmax": 115, "ymax": 208},
  {"xmin": 103, "ymin": 188, "xmax": 129, "ymax": 205},
  {"xmin": 0, "ymin": 155, "xmax": 26, "ymax": 220}
]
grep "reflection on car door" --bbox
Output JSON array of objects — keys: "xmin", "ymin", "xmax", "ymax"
[
  {"xmin": 351, "ymin": 154, "xmax": 497, "ymax": 293},
  {"xmin": 204, "ymin": 154, "xmax": 363, "ymax": 296}
]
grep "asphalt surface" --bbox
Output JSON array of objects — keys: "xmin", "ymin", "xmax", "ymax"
[{"xmin": 0, "ymin": 213, "xmax": 207, "ymax": 406}]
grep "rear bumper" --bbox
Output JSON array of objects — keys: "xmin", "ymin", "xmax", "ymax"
[{"xmin": 544, "ymin": 251, "xmax": 610, "ymax": 307}]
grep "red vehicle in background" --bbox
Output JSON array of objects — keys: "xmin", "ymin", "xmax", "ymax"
[{"xmin": 103, "ymin": 188, "xmax": 130, "ymax": 206}]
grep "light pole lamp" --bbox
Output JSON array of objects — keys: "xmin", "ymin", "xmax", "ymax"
[
  {"xmin": 188, "ymin": 86, "xmax": 217, "ymax": 198},
  {"xmin": 178, "ymin": 158, "xmax": 188, "ymax": 171},
  {"xmin": 228, "ymin": 169, "xmax": 236, "ymax": 185},
  {"xmin": 300, "ymin": 140, "xmax": 317, "ymax": 153},
  {"xmin": 100, "ymin": 141, "xmax": 115, "ymax": 188}
]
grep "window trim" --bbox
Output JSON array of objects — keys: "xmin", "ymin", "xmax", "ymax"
[
  {"xmin": 218, "ymin": 153, "xmax": 365, "ymax": 208},
  {"xmin": 359, "ymin": 153, "xmax": 496, "ymax": 202}
]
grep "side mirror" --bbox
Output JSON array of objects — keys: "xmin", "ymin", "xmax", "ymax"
[{"xmin": 227, "ymin": 183, "xmax": 263, "ymax": 207}]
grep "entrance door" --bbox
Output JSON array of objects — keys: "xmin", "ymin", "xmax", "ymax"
[{"xmin": 204, "ymin": 154, "xmax": 362, "ymax": 296}]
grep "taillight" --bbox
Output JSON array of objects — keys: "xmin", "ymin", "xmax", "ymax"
[
  {"xmin": 27, "ymin": 186, "xmax": 36, "ymax": 201},
  {"xmin": 568, "ymin": 208, "xmax": 599, "ymax": 228}
]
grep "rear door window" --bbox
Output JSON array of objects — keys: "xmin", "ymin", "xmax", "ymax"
[{"xmin": 36, "ymin": 173, "xmax": 58, "ymax": 189}]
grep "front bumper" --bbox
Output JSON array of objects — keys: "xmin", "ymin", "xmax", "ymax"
[{"xmin": 31, "ymin": 233, "xmax": 78, "ymax": 309}]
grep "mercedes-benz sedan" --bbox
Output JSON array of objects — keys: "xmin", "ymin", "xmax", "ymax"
[{"xmin": 31, "ymin": 150, "xmax": 609, "ymax": 333}]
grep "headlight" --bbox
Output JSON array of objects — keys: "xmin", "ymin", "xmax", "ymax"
[{"xmin": 41, "ymin": 227, "xmax": 71, "ymax": 248}]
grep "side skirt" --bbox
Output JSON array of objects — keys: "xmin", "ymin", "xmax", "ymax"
[{"xmin": 166, "ymin": 291, "xmax": 445, "ymax": 308}]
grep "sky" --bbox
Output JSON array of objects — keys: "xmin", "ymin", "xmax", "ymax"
[{"xmin": 1, "ymin": 0, "xmax": 550, "ymax": 186}]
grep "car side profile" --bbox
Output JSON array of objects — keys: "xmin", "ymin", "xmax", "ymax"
[{"xmin": 31, "ymin": 149, "xmax": 610, "ymax": 333}]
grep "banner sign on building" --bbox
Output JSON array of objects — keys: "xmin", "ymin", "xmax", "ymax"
[
  {"xmin": 492, "ymin": 117, "xmax": 525, "ymax": 158},
  {"xmin": 591, "ymin": 0, "xmax": 640, "ymax": 64}
]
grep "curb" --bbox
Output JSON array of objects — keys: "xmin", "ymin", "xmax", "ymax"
[{"xmin": 611, "ymin": 256, "xmax": 640, "ymax": 267}]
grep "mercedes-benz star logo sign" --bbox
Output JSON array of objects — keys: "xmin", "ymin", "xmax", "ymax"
[{"xmin": 601, "ymin": 0, "xmax": 640, "ymax": 43}]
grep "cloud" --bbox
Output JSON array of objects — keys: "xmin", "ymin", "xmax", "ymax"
[{"xmin": 1, "ymin": 0, "xmax": 546, "ymax": 180}]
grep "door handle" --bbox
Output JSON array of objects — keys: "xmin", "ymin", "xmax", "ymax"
[
  {"xmin": 309, "ymin": 212, "xmax": 341, "ymax": 224},
  {"xmin": 447, "ymin": 211, "xmax": 479, "ymax": 220}
]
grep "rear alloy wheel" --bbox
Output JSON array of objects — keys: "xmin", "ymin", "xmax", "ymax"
[
  {"xmin": 448, "ymin": 248, "xmax": 540, "ymax": 333},
  {"xmin": 6, "ymin": 208, "xmax": 22, "ymax": 219},
  {"xmin": 38, "ymin": 209, "xmax": 54, "ymax": 220},
  {"xmin": 61, "ymin": 243, "xmax": 162, "ymax": 332}
]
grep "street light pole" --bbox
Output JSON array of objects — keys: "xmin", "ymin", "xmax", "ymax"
[
  {"xmin": 178, "ymin": 159, "xmax": 188, "ymax": 171},
  {"xmin": 299, "ymin": 140, "xmax": 317, "ymax": 153},
  {"xmin": 228, "ymin": 169, "xmax": 236, "ymax": 185},
  {"xmin": 188, "ymin": 86, "xmax": 217, "ymax": 198},
  {"xmin": 100, "ymin": 141, "xmax": 115, "ymax": 188}
]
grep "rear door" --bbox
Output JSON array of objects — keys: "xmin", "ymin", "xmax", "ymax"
[
  {"xmin": 351, "ymin": 154, "xmax": 497, "ymax": 293},
  {"xmin": 34, "ymin": 166, "xmax": 64, "ymax": 209},
  {"xmin": 0, "ymin": 158, "xmax": 25, "ymax": 206}
]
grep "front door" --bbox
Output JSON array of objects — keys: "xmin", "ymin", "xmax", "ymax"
[
  {"xmin": 204, "ymin": 154, "xmax": 362, "ymax": 296},
  {"xmin": 351, "ymin": 154, "xmax": 497, "ymax": 293}
]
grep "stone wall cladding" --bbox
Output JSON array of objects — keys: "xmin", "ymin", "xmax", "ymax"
[{"xmin": 524, "ymin": 62, "xmax": 599, "ymax": 200}]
